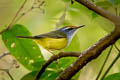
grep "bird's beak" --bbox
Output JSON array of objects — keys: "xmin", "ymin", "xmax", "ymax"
[{"xmin": 76, "ymin": 25, "xmax": 85, "ymax": 29}]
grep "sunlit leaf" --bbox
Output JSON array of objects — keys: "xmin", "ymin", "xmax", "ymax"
[
  {"xmin": 21, "ymin": 70, "xmax": 59, "ymax": 80},
  {"xmin": 104, "ymin": 72, "xmax": 120, "ymax": 80},
  {"xmin": 2, "ymin": 24, "xmax": 45, "ymax": 70},
  {"xmin": 21, "ymin": 71, "xmax": 38, "ymax": 80},
  {"xmin": 40, "ymin": 70, "xmax": 59, "ymax": 80}
]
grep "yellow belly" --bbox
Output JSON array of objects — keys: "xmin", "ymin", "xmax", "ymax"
[{"xmin": 36, "ymin": 37, "xmax": 67, "ymax": 50}]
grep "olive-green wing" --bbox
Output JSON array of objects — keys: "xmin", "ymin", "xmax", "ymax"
[{"xmin": 34, "ymin": 31, "xmax": 66, "ymax": 39}]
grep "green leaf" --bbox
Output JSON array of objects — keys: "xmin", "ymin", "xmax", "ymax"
[
  {"xmin": 104, "ymin": 72, "xmax": 120, "ymax": 80},
  {"xmin": 21, "ymin": 71, "xmax": 38, "ymax": 80},
  {"xmin": 91, "ymin": 12, "xmax": 98, "ymax": 20},
  {"xmin": 40, "ymin": 71, "xmax": 59, "ymax": 80},
  {"xmin": 21, "ymin": 70, "xmax": 59, "ymax": 80},
  {"xmin": 2, "ymin": 24, "xmax": 45, "ymax": 70}
]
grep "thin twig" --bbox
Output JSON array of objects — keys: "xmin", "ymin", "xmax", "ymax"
[
  {"xmin": 100, "ymin": 44, "xmax": 120, "ymax": 80},
  {"xmin": 0, "ymin": 51, "xmax": 10, "ymax": 59},
  {"xmin": 75, "ymin": 0, "xmax": 120, "ymax": 25},
  {"xmin": 100, "ymin": 53, "xmax": 120, "ymax": 80},
  {"xmin": 14, "ymin": 0, "xmax": 45, "ymax": 24},
  {"xmin": 38, "ymin": 0, "xmax": 45, "ymax": 8},
  {"xmin": 96, "ymin": 45, "xmax": 113, "ymax": 80},
  {"xmin": 54, "ymin": 4, "xmax": 68, "ymax": 29},
  {"xmin": 0, "ymin": 0, "xmax": 45, "ymax": 35},
  {"xmin": 114, "ymin": 44, "xmax": 120, "ymax": 52},
  {"xmin": 6, "ymin": 70, "xmax": 14, "ymax": 80},
  {"xmin": 0, "ymin": 0, "xmax": 28, "ymax": 34},
  {"xmin": 0, "ymin": 69, "xmax": 14, "ymax": 80},
  {"xmin": 0, "ymin": 29, "xmax": 8, "ymax": 34},
  {"xmin": 35, "ymin": 52, "xmax": 80, "ymax": 80},
  {"xmin": 8, "ymin": 0, "xmax": 28, "ymax": 29}
]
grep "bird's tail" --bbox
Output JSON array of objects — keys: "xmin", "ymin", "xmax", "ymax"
[{"xmin": 16, "ymin": 36, "xmax": 36, "ymax": 39}]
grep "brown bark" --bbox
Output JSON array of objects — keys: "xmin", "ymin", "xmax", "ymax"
[
  {"xmin": 56, "ymin": 0, "xmax": 120, "ymax": 80},
  {"xmin": 35, "ymin": 52, "xmax": 80, "ymax": 80}
]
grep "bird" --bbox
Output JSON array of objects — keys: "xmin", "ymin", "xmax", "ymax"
[{"xmin": 17, "ymin": 25, "xmax": 85, "ymax": 50}]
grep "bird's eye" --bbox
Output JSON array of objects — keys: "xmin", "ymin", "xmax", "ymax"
[
  {"xmin": 67, "ymin": 28, "xmax": 73, "ymax": 30},
  {"xmin": 63, "ymin": 27, "xmax": 73, "ymax": 30}
]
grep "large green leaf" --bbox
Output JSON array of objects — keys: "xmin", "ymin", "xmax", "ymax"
[
  {"xmin": 104, "ymin": 72, "xmax": 120, "ymax": 80},
  {"xmin": 2, "ymin": 24, "xmax": 45, "ymax": 70}
]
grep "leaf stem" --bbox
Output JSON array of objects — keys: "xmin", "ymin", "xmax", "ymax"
[
  {"xmin": 100, "ymin": 44, "xmax": 120, "ymax": 80},
  {"xmin": 6, "ymin": 70, "xmax": 14, "ymax": 80},
  {"xmin": 0, "ymin": 69, "xmax": 14, "ymax": 80},
  {"xmin": 96, "ymin": 45, "xmax": 113, "ymax": 80},
  {"xmin": 100, "ymin": 53, "xmax": 120, "ymax": 80},
  {"xmin": 7, "ymin": 0, "xmax": 27, "ymax": 28}
]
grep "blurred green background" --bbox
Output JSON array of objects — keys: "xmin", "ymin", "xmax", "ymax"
[{"xmin": 0, "ymin": 0, "xmax": 120, "ymax": 80}]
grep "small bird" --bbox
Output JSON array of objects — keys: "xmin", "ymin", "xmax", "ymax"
[{"xmin": 17, "ymin": 25, "xmax": 85, "ymax": 50}]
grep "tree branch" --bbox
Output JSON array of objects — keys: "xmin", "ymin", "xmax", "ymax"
[
  {"xmin": 75, "ymin": 0, "xmax": 120, "ymax": 25},
  {"xmin": 56, "ymin": 26, "xmax": 120, "ymax": 80},
  {"xmin": 56, "ymin": 0, "xmax": 120, "ymax": 79},
  {"xmin": 35, "ymin": 52, "xmax": 80, "ymax": 80}
]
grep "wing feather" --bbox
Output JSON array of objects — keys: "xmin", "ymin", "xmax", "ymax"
[{"xmin": 34, "ymin": 31, "xmax": 66, "ymax": 39}]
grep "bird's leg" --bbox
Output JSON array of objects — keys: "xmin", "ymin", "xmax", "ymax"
[
  {"xmin": 58, "ymin": 49, "xmax": 64, "ymax": 53},
  {"xmin": 53, "ymin": 49, "xmax": 64, "ymax": 64},
  {"xmin": 48, "ymin": 50, "xmax": 59, "ymax": 64},
  {"xmin": 48, "ymin": 50, "xmax": 56, "ymax": 56}
]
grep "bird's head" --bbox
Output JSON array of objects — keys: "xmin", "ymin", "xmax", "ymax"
[
  {"xmin": 58, "ymin": 25, "xmax": 85, "ymax": 35},
  {"xmin": 57, "ymin": 25, "xmax": 85, "ymax": 45}
]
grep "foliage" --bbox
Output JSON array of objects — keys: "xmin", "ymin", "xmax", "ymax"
[
  {"xmin": 21, "ymin": 70, "xmax": 59, "ymax": 80},
  {"xmin": 104, "ymin": 72, "xmax": 120, "ymax": 80},
  {"xmin": 2, "ymin": 24, "xmax": 45, "ymax": 70},
  {"xmin": 0, "ymin": 0, "xmax": 120, "ymax": 80}
]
